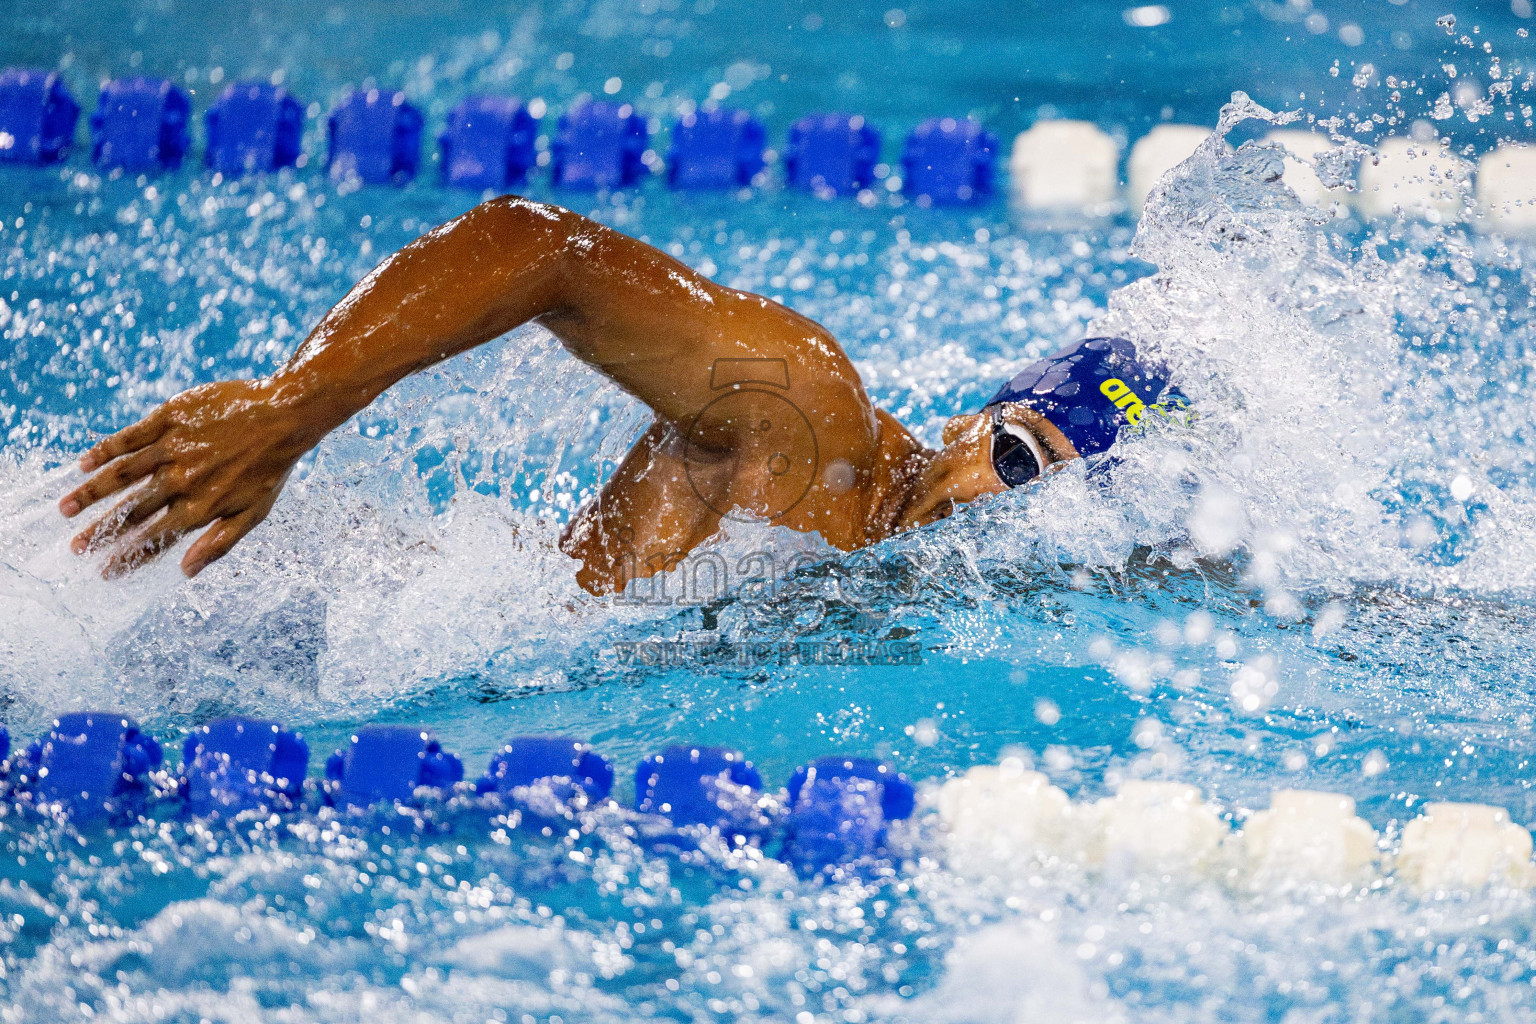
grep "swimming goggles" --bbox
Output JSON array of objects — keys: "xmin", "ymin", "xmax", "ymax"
[{"xmin": 988, "ymin": 405, "xmax": 1049, "ymax": 488}]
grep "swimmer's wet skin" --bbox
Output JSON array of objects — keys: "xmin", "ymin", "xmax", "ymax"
[{"xmin": 56, "ymin": 196, "xmax": 1175, "ymax": 594}]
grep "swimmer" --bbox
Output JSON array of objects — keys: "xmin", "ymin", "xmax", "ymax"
[{"xmin": 57, "ymin": 197, "xmax": 1178, "ymax": 594}]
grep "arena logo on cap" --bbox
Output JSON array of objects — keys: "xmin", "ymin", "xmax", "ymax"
[{"xmin": 1100, "ymin": 377, "xmax": 1147, "ymax": 423}]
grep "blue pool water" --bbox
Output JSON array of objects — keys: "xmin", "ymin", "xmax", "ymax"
[{"xmin": 5, "ymin": 0, "xmax": 1536, "ymax": 1020}]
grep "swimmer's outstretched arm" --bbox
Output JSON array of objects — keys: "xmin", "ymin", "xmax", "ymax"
[{"xmin": 58, "ymin": 197, "xmax": 878, "ymax": 581}]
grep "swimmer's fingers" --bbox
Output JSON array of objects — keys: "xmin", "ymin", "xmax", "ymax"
[
  {"xmin": 100, "ymin": 498, "xmax": 204, "ymax": 579},
  {"xmin": 78, "ymin": 410, "xmax": 168, "ymax": 473},
  {"xmin": 60, "ymin": 445, "xmax": 166, "ymax": 519},
  {"xmin": 180, "ymin": 490, "xmax": 281, "ymax": 578},
  {"xmin": 69, "ymin": 467, "xmax": 177, "ymax": 554},
  {"xmin": 103, "ymin": 465, "xmax": 288, "ymax": 577}
]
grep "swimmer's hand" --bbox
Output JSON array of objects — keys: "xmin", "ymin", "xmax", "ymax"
[{"xmin": 58, "ymin": 378, "xmax": 320, "ymax": 578}]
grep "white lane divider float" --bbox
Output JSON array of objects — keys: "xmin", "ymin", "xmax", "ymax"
[
  {"xmin": 936, "ymin": 762, "xmax": 1536, "ymax": 893},
  {"xmin": 1008, "ymin": 120, "xmax": 1121, "ymax": 214},
  {"xmin": 1475, "ymin": 144, "xmax": 1536, "ymax": 237},
  {"xmin": 1008, "ymin": 119, "xmax": 1536, "ymax": 238},
  {"xmin": 1262, "ymin": 130, "xmax": 1352, "ymax": 211},
  {"xmin": 1084, "ymin": 779, "xmax": 1226, "ymax": 875},
  {"xmin": 1237, "ymin": 788, "xmax": 1377, "ymax": 887},
  {"xmin": 936, "ymin": 757, "xmax": 1077, "ymax": 869},
  {"xmin": 1395, "ymin": 802, "xmax": 1536, "ymax": 892},
  {"xmin": 1126, "ymin": 124, "xmax": 1216, "ymax": 216},
  {"xmin": 1354, "ymin": 137, "xmax": 1475, "ymax": 223}
]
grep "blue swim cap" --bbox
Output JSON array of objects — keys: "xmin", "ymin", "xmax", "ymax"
[{"xmin": 985, "ymin": 336, "xmax": 1182, "ymax": 458}]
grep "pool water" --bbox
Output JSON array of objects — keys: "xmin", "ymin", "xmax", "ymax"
[{"xmin": 5, "ymin": 0, "xmax": 1536, "ymax": 1020}]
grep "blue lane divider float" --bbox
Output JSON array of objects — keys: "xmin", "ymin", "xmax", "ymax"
[
  {"xmin": 634, "ymin": 744, "xmax": 765, "ymax": 840},
  {"xmin": 782, "ymin": 756, "xmax": 915, "ymax": 875},
  {"xmin": 667, "ymin": 108, "xmax": 765, "ymax": 190},
  {"xmin": 477, "ymin": 735, "xmax": 614, "ymax": 801},
  {"xmin": 551, "ymin": 100, "xmax": 649, "ymax": 189},
  {"xmin": 0, "ymin": 68, "xmax": 79, "ymax": 165},
  {"xmin": 90, "ymin": 77, "xmax": 190, "ymax": 172},
  {"xmin": 204, "ymin": 81, "xmax": 304, "ymax": 176},
  {"xmin": 0, "ymin": 707, "xmax": 912, "ymax": 873},
  {"xmin": 0, "ymin": 64, "xmax": 994, "ymax": 209},
  {"xmin": 327, "ymin": 88, "xmax": 422, "ymax": 186},
  {"xmin": 180, "ymin": 716, "xmax": 309, "ymax": 818},
  {"xmin": 13, "ymin": 712, "xmax": 162, "ymax": 822},
  {"xmin": 902, "ymin": 116, "xmax": 997, "ymax": 206},
  {"xmin": 324, "ymin": 724, "xmax": 463, "ymax": 808},
  {"xmin": 785, "ymin": 112, "xmax": 881, "ymax": 196},
  {"xmin": 439, "ymin": 95, "xmax": 540, "ymax": 191}
]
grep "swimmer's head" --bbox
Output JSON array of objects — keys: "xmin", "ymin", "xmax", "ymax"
[
  {"xmin": 982, "ymin": 336, "xmax": 1182, "ymax": 487},
  {"xmin": 895, "ymin": 337, "xmax": 1182, "ymax": 530}
]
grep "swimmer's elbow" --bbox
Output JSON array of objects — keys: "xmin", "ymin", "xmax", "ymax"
[
  {"xmin": 467, "ymin": 194, "xmax": 583, "ymax": 315},
  {"xmin": 474, "ymin": 195, "xmax": 579, "ymax": 253}
]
